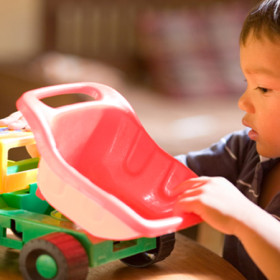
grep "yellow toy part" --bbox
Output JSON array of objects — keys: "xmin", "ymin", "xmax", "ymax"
[{"xmin": 0, "ymin": 127, "xmax": 39, "ymax": 194}]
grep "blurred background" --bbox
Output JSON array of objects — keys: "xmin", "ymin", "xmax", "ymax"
[{"xmin": 0, "ymin": 0, "xmax": 257, "ymax": 253}]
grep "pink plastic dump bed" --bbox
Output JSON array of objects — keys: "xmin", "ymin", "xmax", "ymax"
[{"xmin": 16, "ymin": 83, "xmax": 201, "ymax": 240}]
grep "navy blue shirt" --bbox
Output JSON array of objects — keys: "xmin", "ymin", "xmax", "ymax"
[{"xmin": 176, "ymin": 129, "xmax": 280, "ymax": 280}]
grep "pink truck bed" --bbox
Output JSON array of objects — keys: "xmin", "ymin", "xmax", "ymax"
[{"xmin": 17, "ymin": 83, "xmax": 201, "ymax": 240}]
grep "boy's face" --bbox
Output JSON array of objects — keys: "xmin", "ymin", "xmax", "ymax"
[{"xmin": 239, "ymin": 31, "xmax": 280, "ymax": 158}]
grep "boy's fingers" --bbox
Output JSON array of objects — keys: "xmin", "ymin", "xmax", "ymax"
[
  {"xmin": 174, "ymin": 196, "xmax": 198, "ymax": 215},
  {"xmin": 7, "ymin": 119, "xmax": 28, "ymax": 130},
  {"xmin": 25, "ymin": 124, "xmax": 31, "ymax": 131},
  {"xmin": 0, "ymin": 111, "xmax": 23, "ymax": 125},
  {"xmin": 0, "ymin": 111, "xmax": 30, "ymax": 130},
  {"xmin": 171, "ymin": 177, "xmax": 206, "ymax": 196}
]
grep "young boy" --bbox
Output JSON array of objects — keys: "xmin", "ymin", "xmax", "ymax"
[
  {"xmin": 175, "ymin": 0, "xmax": 280, "ymax": 279},
  {"xmin": 1, "ymin": 0, "xmax": 280, "ymax": 279}
]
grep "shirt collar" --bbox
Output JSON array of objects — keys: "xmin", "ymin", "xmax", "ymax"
[{"xmin": 259, "ymin": 156, "xmax": 270, "ymax": 162}]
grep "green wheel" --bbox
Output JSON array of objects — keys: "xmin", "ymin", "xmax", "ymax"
[{"xmin": 19, "ymin": 232, "xmax": 89, "ymax": 280}]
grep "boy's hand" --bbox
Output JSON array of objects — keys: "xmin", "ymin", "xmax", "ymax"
[
  {"xmin": 0, "ymin": 111, "xmax": 31, "ymax": 130},
  {"xmin": 175, "ymin": 176, "xmax": 253, "ymax": 235},
  {"xmin": 177, "ymin": 177, "xmax": 280, "ymax": 280}
]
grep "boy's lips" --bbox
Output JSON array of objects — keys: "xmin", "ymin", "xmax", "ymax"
[
  {"xmin": 242, "ymin": 119, "xmax": 258, "ymax": 141},
  {"xmin": 248, "ymin": 129, "xmax": 258, "ymax": 141}
]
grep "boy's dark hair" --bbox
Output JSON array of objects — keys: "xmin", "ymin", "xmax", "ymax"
[{"xmin": 240, "ymin": 0, "xmax": 280, "ymax": 45}]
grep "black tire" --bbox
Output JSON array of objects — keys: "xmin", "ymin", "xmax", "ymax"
[
  {"xmin": 120, "ymin": 233, "xmax": 175, "ymax": 268},
  {"xmin": 11, "ymin": 219, "xmax": 23, "ymax": 239},
  {"xmin": 19, "ymin": 232, "xmax": 89, "ymax": 280}
]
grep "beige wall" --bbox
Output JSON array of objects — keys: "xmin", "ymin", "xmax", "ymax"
[{"xmin": 0, "ymin": 0, "xmax": 43, "ymax": 62}]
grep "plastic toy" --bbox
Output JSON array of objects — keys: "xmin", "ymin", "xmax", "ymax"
[
  {"xmin": 0, "ymin": 127, "xmax": 175, "ymax": 280},
  {"xmin": 16, "ymin": 82, "xmax": 201, "ymax": 240},
  {"xmin": 0, "ymin": 127, "xmax": 37, "ymax": 193}
]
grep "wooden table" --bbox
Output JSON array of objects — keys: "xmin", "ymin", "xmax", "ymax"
[{"xmin": 0, "ymin": 233, "xmax": 245, "ymax": 280}]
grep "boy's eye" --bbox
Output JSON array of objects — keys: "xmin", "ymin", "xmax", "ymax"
[{"xmin": 256, "ymin": 87, "xmax": 269, "ymax": 93}]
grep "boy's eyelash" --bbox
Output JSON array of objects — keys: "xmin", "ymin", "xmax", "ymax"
[
  {"xmin": 243, "ymin": 79, "xmax": 271, "ymax": 93},
  {"xmin": 256, "ymin": 87, "xmax": 269, "ymax": 93}
]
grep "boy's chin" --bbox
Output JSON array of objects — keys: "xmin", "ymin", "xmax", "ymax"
[{"xmin": 256, "ymin": 145, "xmax": 280, "ymax": 159}]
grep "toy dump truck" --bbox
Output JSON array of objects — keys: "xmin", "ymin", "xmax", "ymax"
[{"xmin": 0, "ymin": 82, "xmax": 200, "ymax": 279}]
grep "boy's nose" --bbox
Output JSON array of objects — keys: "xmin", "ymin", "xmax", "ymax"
[{"xmin": 238, "ymin": 90, "xmax": 254, "ymax": 113}]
